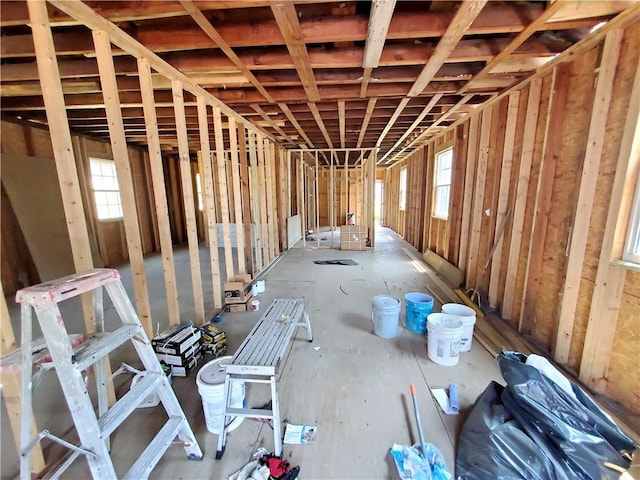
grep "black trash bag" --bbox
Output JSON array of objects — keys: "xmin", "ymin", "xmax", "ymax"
[
  {"xmin": 456, "ymin": 351, "xmax": 635, "ymax": 480},
  {"xmin": 456, "ymin": 381, "xmax": 558, "ymax": 480},
  {"xmin": 497, "ymin": 351, "xmax": 633, "ymax": 479}
]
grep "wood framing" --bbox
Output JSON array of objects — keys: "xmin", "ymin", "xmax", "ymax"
[
  {"xmin": 553, "ymin": 30, "xmax": 623, "ymax": 363},
  {"xmin": 172, "ymin": 80, "xmax": 205, "ymax": 324},
  {"xmin": 228, "ymin": 117, "xmax": 247, "ymax": 274},
  {"xmin": 94, "ymin": 31, "xmax": 153, "ymax": 333},
  {"xmin": 458, "ymin": 114, "xmax": 479, "ymax": 271},
  {"xmin": 237, "ymin": 122, "xmax": 254, "ymax": 275},
  {"xmin": 197, "ymin": 97, "xmax": 223, "ymax": 308},
  {"xmin": 138, "ymin": 57, "xmax": 180, "ymax": 326},
  {"xmin": 257, "ymin": 134, "xmax": 271, "ymax": 264}
]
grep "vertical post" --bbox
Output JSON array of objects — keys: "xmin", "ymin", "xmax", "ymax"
[
  {"xmin": 369, "ymin": 149, "xmax": 376, "ymax": 247},
  {"xmin": 228, "ymin": 118, "xmax": 247, "ymax": 274},
  {"xmin": 172, "ymin": 80, "xmax": 205, "ymax": 324},
  {"xmin": 197, "ymin": 97, "xmax": 223, "ymax": 309},
  {"xmin": 264, "ymin": 141, "xmax": 277, "ymax": 258},
  {"xmin": 257, "ymin": 135, "xmax": 271, "ymax": 265},
  {"xmin": 212, "ymin": 106, "xmax": 235, "ymax": 280},
  {"xmin": 315, "ymin": 151, "xmax": 320, "ymax": 248},
  {"xmin": 300, "ymin": 153, "xmax": 307, "ymax": 247},
  {"xmin": 238, "ymin": 123, "xmax": 254, "ymax": 275},
  {"xmin": 248, "ymin": 132, "xmax": 263, "ymax": 270},
  {"xmin": 138, "ymin": 58, "xmax": 181, "ymax": 326}
]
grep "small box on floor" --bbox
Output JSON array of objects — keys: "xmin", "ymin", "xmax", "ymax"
[
  {"xmin": 340, "ymin": 225, "xmax": 367, "ymax": 251},
  {"xmin": 200, "ymin": 324, "xmax": 227, "ymax": 358},
  {"xmin": 227, "ymin": 298, "xmax": 251, "ymax": 313},
  {"xmin": 224, "ymin": 274, "xmax": 253, "ymax": 304}
]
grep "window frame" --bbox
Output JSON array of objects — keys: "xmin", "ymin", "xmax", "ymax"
[
  {"xmin": 622, "ymin": 178, "xmax": 640, "ymax": 265},
  {"xmin": 432, "ymin": 143, "xmax": 454, "ymax": 220},
  {"xmin": 89, "ymin": 157, "xmax": 123, "ymax": 221}
]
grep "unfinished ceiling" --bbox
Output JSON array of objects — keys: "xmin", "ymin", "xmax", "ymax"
[{"xmin": 0, "ymin": 1, "xmax": 634, "ymax": 165}]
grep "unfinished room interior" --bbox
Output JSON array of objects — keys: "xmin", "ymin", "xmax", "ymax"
[{"xmin": 1, "ymin": 0, "xmax": 639, "ymax": 478}]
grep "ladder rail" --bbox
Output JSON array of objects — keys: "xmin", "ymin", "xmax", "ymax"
[{"xmin": 19, "ymin": 303, "xmax": 33, "ymax": 480}]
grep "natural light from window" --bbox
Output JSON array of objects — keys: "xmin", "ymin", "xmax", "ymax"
[
  {"xmin": 90, "ymin": 158, "xmax": 122, "ymax": 220},
  {"xmin": 433, "ymin": 146, "xmax": 453, "ymax": 220}
]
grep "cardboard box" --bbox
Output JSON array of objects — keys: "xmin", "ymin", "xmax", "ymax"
[
  {"xmin": 224, "ymin": 274, "xmax": 253, "ymax": 304},
  {"xmin": 228, "ymin": 301, "xmax": 249, "ymax": 313},
  {"xmin": 152, "ymin": 322, "xmax": 202, "ymax": 356},
  {"xmin": 340, "ymin": 225, "xmax": 367, "ymax": 251},
  {"xmin": 200, "ymin": 324, "xmax": 227, "ymax": 357},
  {"xmin": 155, "ymin": 343, "xmax": 202, "ymax": 367},
  {"xmin": 171, "ymin": 351, "xmax": 202, "ymax": 377}
]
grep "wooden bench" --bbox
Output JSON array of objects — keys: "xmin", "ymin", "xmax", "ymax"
[{"xmin": 215, "ymin": 298, "xmax": 313, "ymax": 459}]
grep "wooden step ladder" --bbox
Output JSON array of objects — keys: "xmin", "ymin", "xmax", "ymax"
[{"xmin": 11, "ymin": 268, "xmax": 203, "ymax": 479}]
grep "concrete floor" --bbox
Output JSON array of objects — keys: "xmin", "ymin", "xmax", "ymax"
[{"xmin": 1, "ymin": 226, "xmax": 503, "ymax": 479}]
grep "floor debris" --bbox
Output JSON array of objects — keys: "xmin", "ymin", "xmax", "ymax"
[{"xmin": 313, "ymin": 259, "xmax": 358, "ymax": 266}]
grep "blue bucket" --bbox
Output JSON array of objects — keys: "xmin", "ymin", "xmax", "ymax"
[{"xmin": 405, "ymin": 292, "xmax": 434, "ymax": 334}]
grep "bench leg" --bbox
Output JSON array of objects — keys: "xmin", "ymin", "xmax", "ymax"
[
  {"xmin": 302, "ymin": 311, "xmax": 313, "ymax": 342},
  {"xmin": 270, "ymin": 376, "xmax": 282, "ymax": 457},
  {"xmin": 215, "ymin": 374, "xmax": 233, "ymax": 459}
]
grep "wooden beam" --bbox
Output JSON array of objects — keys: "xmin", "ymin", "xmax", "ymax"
[
  {"xmin": 197, "ymin": 98, "xmax": 223, "ymax": 309},
  {"xmin": 251, "ymin": 104, "xmax": 295, "ymax": 144},
  {"xmin": 519, "ymin": 65, "xmax": 569, "ymax": 334},
  {"xmin": 179, "ymin": 0, "xmax": 274, "ymax": 103},
  {"xmin": 48, "ymin": 0, "xmax": 271, "ymax": 139},
  {"xmin": 248, "ymin": 132, "xmax": 263, "ymax": 269},
  {"xmin": 94, "ymin": 30, "xmax": 153, "ymax": 333},
  {"xmin": 338, "ymin": 100, "xmax": 346, "ymax": 148},
  {"xmin": 579, "ymin": 56, "xmax": 640, "ymax": 391},
  {"xmin": 488, "ymin": 90, "xmax": 520, "ymax": 308},
  {"xmin": 502, "ymin": 78, "xmax": 542, "ymax": 320},
  {"xmin": 378, "ymin": 94, "xmax": 442, "ymax": 163},
  {"xmin": 212, "ymin": 106, "xmax": 235, "ymax": 281},
  {"xmin": 460, "ymin": 1, "xmax": 565, "ymax": 94},
  {"xmin": 237, "ymin": 122, "xmax": 254, "ymax": 274},
  {"xmin": 376, "ymin": 97, "xmax": 410, "ymax": 147},
  {"xmin": 553, "ymin": 30, "xmax": 623, "ymax": 364},
  {"xmin": 265, "ymin": 140, "xmax": 277, "ymax": 259},
  {"xmin": 363, "ymin": 0, "xmax": 397, "ymax": 68},
  {"xmin": 270, "ymin": 2, "xmax": 320, "ymax": 102},
  {"xmin": 228, "ymin": 117, "xmax": 246, "ymax": 274},
  {"xmin": 173, "ymin": 80, "xmax": 205, "ymax": 323},
  {"xmin": 466, "ymin": 106, "xmax": 493, "ymax": 288},
  {"xmin": 279, "ymin": 103, "xmax": 315, "ymax": 147},
  {"xmin": 356, "ymin": 98, "xmax": 377, "ymax": 148},
  {"xmin": 408, "ymin": 0, "xmax": 487, "ymax": 97},
  {"xmin": 309, "ymin": 102, "xmax": 334, "ymax": 148},
  {"xmin": 138, "ymin": 57, "xmax": 181, "ymax": 326},
  {"xmin": 457, "ymin": 114, "xmax": 479, "ymax": 271},
  {"xmin": 360, "ymin": 67, "xmax": 372, "ymax": 98},
  {"xmin": 257, "ymin": 134, "xmax": 271, "ymax": 264}
]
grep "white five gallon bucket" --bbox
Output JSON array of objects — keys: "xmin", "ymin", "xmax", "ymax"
[
  {"xmin": 196, "ymin": 356, "xmax": 245, "ymax": 434},
  {"xmin": 441, "ymin": 303, "xmax": 477, "ymax": 352},
  {"xmin": 427, "ymin": 313, "xmax": 463, "ymax": 366},
  {"xmin": 251, "ymin": 299, "xmax": 260, "ymax": 311},
  {"xmin": 372, "ymin": 295, "xmax": 401, "ymax": 339}
]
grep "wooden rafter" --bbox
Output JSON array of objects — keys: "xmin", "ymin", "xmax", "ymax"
[
  {"xmin": 375, "ymin": 97, "xmax": 410, "ymax": 147},
  {"xmin": 308, "ymin": 102, "xmax": 334, "ymax": 148},
  {"xmin": 338, "ymin": 100, "xmax": 346, "ymax": 148},
  {"xmin": 179, "ymin": 0, "xmax": 274, "ymax": 103},
  {"xmin": 459, "ymin": 1, "xmax": 565, "ymax": 94},
  {"xmin": 270, "ymin": 2, "xmax": 320, "ymax": 102},
  {"xmin": 357, "ymin": 98, "xmax": 377, "ymax": 148},
  {"xmin": 279, "ymin": 103, "xmax": 315, "ymax": 147},
  {"xmin": 251, "ymin": 103, "xmax": 296, "ymax": 144},
  {"xmin": 378, "ymin": 94, "xmax": 443, "ymax": 163},
  {"xmin": 361, "ymin": 0, "xmax": 397, "ymax": 97},
  {"xmin": 408, "ymin": 0, "xmax": 487, "ymax": 97}
]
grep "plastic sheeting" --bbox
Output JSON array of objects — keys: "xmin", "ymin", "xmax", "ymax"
[{"xmin": 457, "ymin": 351, "xmax": 634, "ymax": 480}]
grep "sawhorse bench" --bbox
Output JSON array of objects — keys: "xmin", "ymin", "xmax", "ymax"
[{"xmin": 215, "ymin": 298, "xmax": 313, "ymax": 459}]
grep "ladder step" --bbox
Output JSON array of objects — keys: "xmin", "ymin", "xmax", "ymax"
[
  {"xmin": 76, "ymin": 325, "xmax": 140, "ymax": 372},
  {"xmin": 226, "ymin": 407, "xmax": 273, "ymax": 419},
  {"xmin": 99, "ymin": 371, "xmax": 164, "ymax": 438},
  {"xmin": 122, "ymin": 416, "xmax": 184, "ymax": 480}
]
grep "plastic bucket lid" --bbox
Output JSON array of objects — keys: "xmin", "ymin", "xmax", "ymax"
[
  {"xmin": 196, "ymin": 356, "xmax": 232, "ymax": 389},
  {"xmin": 427, "ymin": 313, "xmax": 463, "ymax": 333},
  {"xmin": 372, "ymin": 295, "xmax": 401, "ymax": 310},
  {"xmin": 405, "ymin": 292, "xmax": 434, "ymax": 305}
]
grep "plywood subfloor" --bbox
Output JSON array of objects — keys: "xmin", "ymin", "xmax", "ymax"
[{"xmin": 1, "ymin": 226, "xmax": 503, "ymax": 479}]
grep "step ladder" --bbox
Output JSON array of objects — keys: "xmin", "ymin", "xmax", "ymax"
[{"xmin": 13, "ymin": 268, "xmax": 203, "ymax": 479}]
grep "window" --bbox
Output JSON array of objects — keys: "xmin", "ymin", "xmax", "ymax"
[
  {"xmin": 399, "ymin": 166, "xmax": 407, "ymax": 211},
  {"xmin": 433, "ymin": 146, "xmax": 453, "ymax": 220},
  {"xmin": 195, "ymin": 173, "xmax": 204, "ymax": 212},
  {"xmin": 90, "ymin": 158, "xmax": 122, "ymax": 220},
  {"xmin": 622, "ymin": 179, "xmax": 640, "ymax": 264}
]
